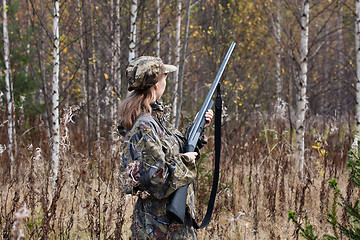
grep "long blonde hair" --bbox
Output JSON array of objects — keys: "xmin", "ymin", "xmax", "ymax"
[{"xmin": 118, "ymin": 88, "xmax": 155, "ymax": 131}]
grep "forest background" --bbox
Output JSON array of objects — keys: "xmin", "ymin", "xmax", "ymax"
[{"xmin": 0, "ymin": 0, "xmax": 359, "ymax": 239}]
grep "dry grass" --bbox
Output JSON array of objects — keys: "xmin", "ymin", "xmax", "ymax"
[{"xmin": 0, "ymin": 112, "xmax": 354, "ymax": 239}]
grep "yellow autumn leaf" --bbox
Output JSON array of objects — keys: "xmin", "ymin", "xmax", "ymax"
[
  {"xmin": 104, "ymin": 73, "xmax": 109, "ymax": 79},
  {"xmin": 312, "ymin": 145, "xmax": 320, "ymax": 149}
]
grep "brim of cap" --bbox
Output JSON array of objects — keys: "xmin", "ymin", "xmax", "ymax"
[{"xmin": 164, "ymin": 64, "xmax": 177, "ymax": 73}]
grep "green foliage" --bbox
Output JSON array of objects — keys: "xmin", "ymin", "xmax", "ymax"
[
  {"xmin": 337, "ymin": 143, "xmax": 360, "ymax": 239},
  {"xmin": 0, "ymin": 0, "xmax": 44, "ymax": 118},
  {"xmin": 196, "ymin": 149, "xmax": 212, "ymax": 205},
  {"xmin": 26, "ymin": 207, "xmax": 43, "ymax": 238},
  {"xmin": 324, "ymin": 179, "xmax": 341, "ymax": 239},
  {"xmin": 289, "ymin": 140, "xmax": 360, "ymax": 239},
  {"xmin": 288, "ymin": 211, "xmax": 319, "ymax": 240}
]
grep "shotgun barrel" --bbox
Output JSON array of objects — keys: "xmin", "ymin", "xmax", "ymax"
[{"xmin": 167, "ymin": 42, "xmax": 236, "ymax": 224}]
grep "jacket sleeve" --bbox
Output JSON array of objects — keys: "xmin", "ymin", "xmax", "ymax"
[{"xmin": 120, "ymin": 122, "xmax": 196, "ymax": 199}]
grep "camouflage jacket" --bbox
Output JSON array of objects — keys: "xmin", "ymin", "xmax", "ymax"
[{"xmin": 119, "ymin": 102, "xmax": 198, "ymax": 239}]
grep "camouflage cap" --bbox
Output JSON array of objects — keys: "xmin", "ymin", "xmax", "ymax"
[{"xmin": 126, "ymin": 56, "xmax": 177, "ymax": 91}]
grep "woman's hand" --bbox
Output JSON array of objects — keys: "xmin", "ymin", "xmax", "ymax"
[
  {"xmin": 183, "ymin": 152, "xmax": 198, "ymax": 162},
  {"xmin": 204, "ymin": 109, "xmax": 214, "ymax": 128}
]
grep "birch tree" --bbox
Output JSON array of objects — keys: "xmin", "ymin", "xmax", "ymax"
[
  {"xmin": 171, "ymin": 0, "xmax": 181, "ymax": 124},
  {"xmin": 269, "ymin": 0, "xmax": 284, "ymax": 117},
  {"xmin": 3, "ymin": 0, "xmax": 15, "ymax": 177},
  {"xmin": 108, "ymin": 0, "xmax": 121, "ymax": 130},
  {"xmin": 275, "ymin": 0, "xmax": 282, "ymax": 101},
  {"xmin": 77, "ymin": 0, "xmax": 87, "ymax": 142},
  {"xmin": 156, "ymin": 0, "xmax": 161, "ymax": 57},
  {"xmin": 129, "ymin": 0, "xmax": 138, "ymax": 62},
  {"xmin": 109, "ymin": 0, "xmax": 115, "ymax": 126},
  {"xmin": 51, "ymin": 0, "xmax": 60, "ymax": 186},
  {"xmin": 295, "ymin": 0, "xmax": 309, "ymax": 178},
  {"xmin": 82, "ymin": 0, "xmax": 92, "ymax": 155},
  {"xmin": 356, "ymin": 0, "xmax": 360, "ymax": 136},
  {"xmin": 175, "ymin": 0, "xmax": 191, "ymax": 128},
  {"xmin": 114, "ymin": 0, "xmax": 121, "ymax": 116},
  {"xmin": 90, "ymin": 0, "xmax": 100, "ymax": 141}
]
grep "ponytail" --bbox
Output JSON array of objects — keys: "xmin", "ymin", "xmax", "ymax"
[{"xmin": 118, "ymin": 88, "xmax": 155, "ymax": 131}]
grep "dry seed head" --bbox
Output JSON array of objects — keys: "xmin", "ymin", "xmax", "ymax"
[
  {"xmin": 352, "ymin": 135, "xmax": 360, "ymax": 154},
  {"xmin": 33, "ymin": 147, "xmax": 42, "ymax": 162},
  {"xmin": 14, "ymin": 203, "xmax": 30, "ymax": 220},
  {"xmin": 12, "ymin": 203, "xmax": 30, "ymax": 240},
  {"xmin": 27, "ymin": 144, "xmax": 33, "ymax": 151},
  {"xmin": 0, "ymin": 144, "xmax": 6, "ymax": 154}
]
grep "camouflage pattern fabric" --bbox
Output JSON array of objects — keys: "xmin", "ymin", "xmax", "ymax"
[
  {"xmin": 126, "ymin": 56, "xmax": 177, "ymax": 91},
  {"xmin": 120, "ymin": 102, "xmax": 197, "ymax": 239}
]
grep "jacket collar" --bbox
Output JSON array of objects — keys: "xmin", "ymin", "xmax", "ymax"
[{"xmin": 150, "ymin": 101, "xmax": 164, "ymax": 118}]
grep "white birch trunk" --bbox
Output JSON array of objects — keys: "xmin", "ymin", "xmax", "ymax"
[
  {"xmin": 355, "ymin": 0, "xmax": 360, "ymax": 135},
  {"xmin": 3, "ymin": 0, "xmax": 15, "ymax": 177},
  {"xmin": 109, "ymin": 0, "xmax": 115, "ymax": 126},
  {"xmin": 77, "ymin": 0, "xmax": 87, "ymax": 143},
  {"xmin": 111, "ymin": 0, "xmax": 114, "ymax": 76},
  {"xmin": 275, "ymin": 0, "xmax": 282, "ymax": 100},
  {"xmin": 90, "ymin": 0, "xmax": 100, "ymax": 141},
  {"xmin": 171, "ymin": 1, "xmax": 181, "ymax": 124},
  {"xmin": 129, "ymin": 0, "xmax": 138, "ymax": 62},
  {"xmin": 51, "ymin": 0, "xmax": 60, "ymax": 186},
  {"xmin": 156, "ymin": 0, "xmax": 161, "ymax": 57},
  {"xmin": 175, "ymin": 0, "xmax": 191, "ymax": 128},
  {"xmin": 110, "ymin": 0, "xmax": 121, "ymax": 127},
  {"xmin": 295, "ymin": 0, "xmax": 309, "ymax": 179},
  {"xmin": 115, "ymin": 0, "xmax": 121, "ymax": 114}
]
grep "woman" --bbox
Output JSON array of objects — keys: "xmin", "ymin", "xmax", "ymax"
[{"xmin": 118, "ymin": 56, "xmax": 213, "ymax": 239}]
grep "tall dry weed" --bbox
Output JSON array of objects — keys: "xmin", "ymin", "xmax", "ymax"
[{"xmin": 0, "ymin": 109, "xmax": 355, "ymax": 239}]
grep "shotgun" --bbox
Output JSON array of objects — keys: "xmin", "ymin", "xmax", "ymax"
[{"xmin": 167, "ymin": 42, "xmax": 236, "ymax": 225}]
